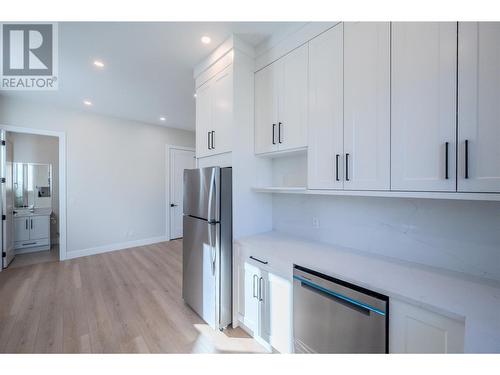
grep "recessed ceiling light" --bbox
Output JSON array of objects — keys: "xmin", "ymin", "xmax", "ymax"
[
  {"xmin": 193, "ymin": 93, "xmax": 197, "ymax": 98},
  {"xmin": 201, "ymin": 36, "xmax": 211, "ymax": 44},
  {"xmin": 93, "ymin": 60, "xmax": 105, "ymax": 68},
  {"xmin": 83, "ymin": 100, "xmax": 92, "ymax": 106},
  {"xmin": 160, "ymin": 117, "xmax": 166, "ymax": 121}
]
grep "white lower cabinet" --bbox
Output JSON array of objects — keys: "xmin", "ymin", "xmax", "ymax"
[
  {"xmin": 242, "ymin": 262, "xmax": 261, "ymax": 335},
  {"xmin": 14, "ymin": 214, "xmax": 50, "ymax": 251},
  {"xmin": 240, "ymin": 259, "xmax": 292, "ymax": 353},
  {"xmin": 389, "ymin": 299, "xmax": 465, "ymax": 353}
]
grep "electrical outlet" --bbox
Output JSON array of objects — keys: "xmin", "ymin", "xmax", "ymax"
[{"xmin": 312, "ymin": 217, "xmax": 320, "ymax": 229}]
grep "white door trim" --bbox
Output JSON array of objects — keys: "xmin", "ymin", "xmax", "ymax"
[
  {"xmin": 0, "ymin": 124, "xmax": 67, "ymax": 262},
  {"xmin": 166, "ymin": 145, "xmax": 195, "ymax": 241}
]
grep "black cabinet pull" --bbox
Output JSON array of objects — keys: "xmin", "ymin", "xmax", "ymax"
[
  {"xmin": 207, "ymin": 131, "xmax": 211, "ymax": 150},
  {"xmin": 272, "ymin": 124, "xmax": 276, "ymax": 145},
  {"xmin": 211, "ymin": 131, "xmax": 215, "ymax": 149},
  {"xmin": 278, "ymin": 122, "xmax": 283, "ymax": 144},
  {"xmin": 30, "ymin": 219, "xmax": 33, "ymax": 230},
  {"xmin": 445, "ymin": 142, "xmax": 449, "ymax": 179},
  {"xmin": 25, "ymin": 219, "xmax": 28, "ymax": 230},
  {"xmin": 345, "ymin": 153, "xmax": 350, "ymax": 181},
  {"xmin": 465, "ymin": 140, "xmax": 469, "ymax": 179},
  {"xmin": 249, "ymin": 255, "xmax": 268, "ymax": 265},
  {"xmin": 335, "ymin": 154, "xmax": 340, "ymax": 181}
]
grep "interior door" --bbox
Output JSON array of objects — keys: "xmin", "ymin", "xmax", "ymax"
[
  {"xmin": 391, "ymin": 22, "xmax": 457, "ymax": 192},
  {"xmin": 255, "ymin": 63, "xmax": 278, "ymax": 154},
  {"xmin": 195, "ymin": 81, "xmax": 212, "ymax": 158},
  {"xmin": 2, "ymin": 134, "xmax": 15, "ymax": 268},
  {"xmin": 344, "ymin": 22, "xmax": 390, "ymax": 191},
  {"xmin": 307, "ymin": 24, "xmax": 344, "ymax": 190},
  {"xmin": 458, "ymin": 22, "xmax": 500, "ymax": 192},
  {"xmin": 278, "ymin": 43, "xmax": 308, "ymax": 151},
  {"xmin": 211, "ymin": 65, "xmax": 233, "ymax": 155},
  {"xmin": 169, "ymin": 148, "xmax": 195, "ymax": 239}
]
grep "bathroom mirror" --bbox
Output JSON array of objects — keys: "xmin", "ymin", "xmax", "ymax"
[{"xmin": 13, "ymin": 163, "xmax": 52, "ymax": 209}]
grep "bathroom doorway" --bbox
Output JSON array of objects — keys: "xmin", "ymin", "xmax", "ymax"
[{"xmin": 1, "ymin": 130, "xmax": 60, "ymax": 269}]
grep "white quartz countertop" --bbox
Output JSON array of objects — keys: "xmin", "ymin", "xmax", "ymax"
[
  {"xmin": 13, "ymin": 208, "xmax": 52, "ymax": 217},
  {"xmin": 235, "ymin": 231, "xmax": 500, "ymax": 353}
]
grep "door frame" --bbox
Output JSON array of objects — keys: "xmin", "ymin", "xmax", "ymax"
[
  {"xmin": 165, "ymin": 145, "xmax": 195, "ymax": 241},
  {"xmin": 0, "ymin": 124, "xmax": 67, "ymax": 264}
]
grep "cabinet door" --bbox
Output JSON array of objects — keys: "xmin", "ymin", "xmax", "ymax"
[
  {"xmin": 391, "ymin": 22, "xmax": 457, "ymax": 191},
  {"xmin": 307, "ymin": 24, "xmax": 344, "ymax": 189},
  {"xmin": 389, "ymin": 299, "xmax": 465, "ymax": 353},
  {"xmin": 261, "ymin": 272, "xmax": 292, "ymax": 353},
  {"xmin": 211, "ymin": 66, "xmax": 233, "ymax": 155},
  {"xmin": 30, "ymin": 215, "xmax": 50, "ymax": 240},
  {"xmin": 344, "ymin": 22, "xmax": 390, "ymax": 191},
  {"xmin": 255, "ymin": 63, "xmax": 279, "ymax": 154},
  {"xmin": 195, "ymin": 81, "xmax": 212, "ymax": 158},
  {"xmin": 458, "ymin": 22, "xmax": 500, "ymax": 192},
  {"xmin": 278, "ymin": 44, "xmax": 308, "ymax": 151},
  {"xmin": 14, "ymin": 217, "xmax": 29, "ymax": 242},
  {"xmin": 243, "ymin": 262, "xmax": 260, "ymax": 335}
]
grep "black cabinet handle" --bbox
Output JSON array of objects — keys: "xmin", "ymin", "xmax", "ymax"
[
  {"xmin": 445, "ymin": 142, "xmax": 449, "ymax": 179},
  {"xmin": 207, "ymin": 131, "xmax": 211, "ymax": 150},
  {"xmin": 272, "ymin": 124, "xmax": 276, "ymax": 145},
  {"xmin": 170, "ymin": 203, "xmax": 177, "ymax": 207},
  {"xmin": 278, "ymin": 122, "xmax": 283, "ymax": 144},
  {"xmin": 249, "ymin": 255, "xmax": 268, "ymax": 265},
  {"xmin": 211, "ymin": 131, "xmax": 215, "ymax": 149},
  {"xmin": 465, "ymin": 139, "xmax": 469, "ymax": 179},
  {"xmin": 25, "ymin": 219, "xmax": 28, "ymax": 230},
  {"xmin": 345, "ymin": 153, "xmax": 350, "ymax": 181},
  {"xmin": 31, "ymin": 219, "xmax": 33, "ymax": 229},
  {"xmin": 335, "ymin": 154, "xmax": 340, "ymax": 181}
]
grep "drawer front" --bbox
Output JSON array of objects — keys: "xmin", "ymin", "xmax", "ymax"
[{"xmin": 15, "ymin": 237, "xmax": 49, "ymax": 249}]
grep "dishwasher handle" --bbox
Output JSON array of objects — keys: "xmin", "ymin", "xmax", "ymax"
[{"xmin": 294, "ymin": 275, "xmax": 386, "ymax": 316}]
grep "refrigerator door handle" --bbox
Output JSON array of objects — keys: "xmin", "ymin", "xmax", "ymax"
[{"xmin": 207, "ymin": 168, "xmax": 216, "ymax": 222}]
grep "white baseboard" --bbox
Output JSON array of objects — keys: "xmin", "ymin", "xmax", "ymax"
[{"xmin": 64, "ymin": 235, "xmax": 168, "ymax": 260}]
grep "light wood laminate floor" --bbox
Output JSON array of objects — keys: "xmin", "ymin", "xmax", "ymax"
[{"xmin": 0, "ymin": 240, "xmax": 266, "ymax": 353}]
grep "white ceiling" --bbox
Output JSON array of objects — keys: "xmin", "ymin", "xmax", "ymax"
[{"xmin": 0, "ymin": 22, "xmax": 300, "ymax": 131}]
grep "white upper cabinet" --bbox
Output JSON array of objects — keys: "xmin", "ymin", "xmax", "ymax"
[
  {"xmin": 255, "ymin": 44, "xmax": 308, "ymax": 155},
  {"xmin": 391, "ymin": 22, "xmax": 457, "ymax": 192},
  {"xmin": 458, "ymin": 22, "xmax": 500, "ymax": 193},
  {"xmin": 195, "ymin": 65, "xmax": 233, "ymax": 158},
  {"xmin": 278, "ymin": 44, "xmax": 308, "ymax": 151},
  {"xmin": 195, "ymin": 81, "xmax": 212, "ymax": 158},
  {"xmin": 344, "ymin": 22, "xmax": 391, "ymax": 191},
  {"xmin": 307, "ymin": 24, "xmax": 344, "ymax": 189},
  {"xmin": 255, "ymin": 63, "xmax": 279, "ymax": 154},
  {"xmin": 212, "ymin": 66, "xmax": 233, "ymax": 155}
]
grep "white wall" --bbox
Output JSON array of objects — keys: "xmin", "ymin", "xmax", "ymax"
[
  {"xmin": 8, "ymin": 132, "xmax": 59, "ymax": 242},
  {"xmin": 272, "ymin": 194, "xmax": 500, "ymax": 282},
  {"xmin": 0, "ymin": 96, "xmax": 195, "ymax": 257}
]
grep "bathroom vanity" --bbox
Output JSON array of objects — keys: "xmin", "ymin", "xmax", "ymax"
[
  {"xmin": 13, "ymin": 209, "xmax": 51, "ymax": 253},
  {"xmin": 12, "ymin": 162, "xmax": 53, "ymax": 254}
]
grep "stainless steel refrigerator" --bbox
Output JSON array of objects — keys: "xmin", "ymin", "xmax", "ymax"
[{"xmin": 182, "ymin": 166, "xmax": 232, "ymax": 330}]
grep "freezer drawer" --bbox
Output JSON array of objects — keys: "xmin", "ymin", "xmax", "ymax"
[{"xmin": 293, "ymin": 265, "xmax": 389, "ymax": 353}]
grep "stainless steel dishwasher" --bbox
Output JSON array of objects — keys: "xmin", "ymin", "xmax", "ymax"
[{"xmin": 293, "ymin": 265, "xmax": 389, "ymax": 353}]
